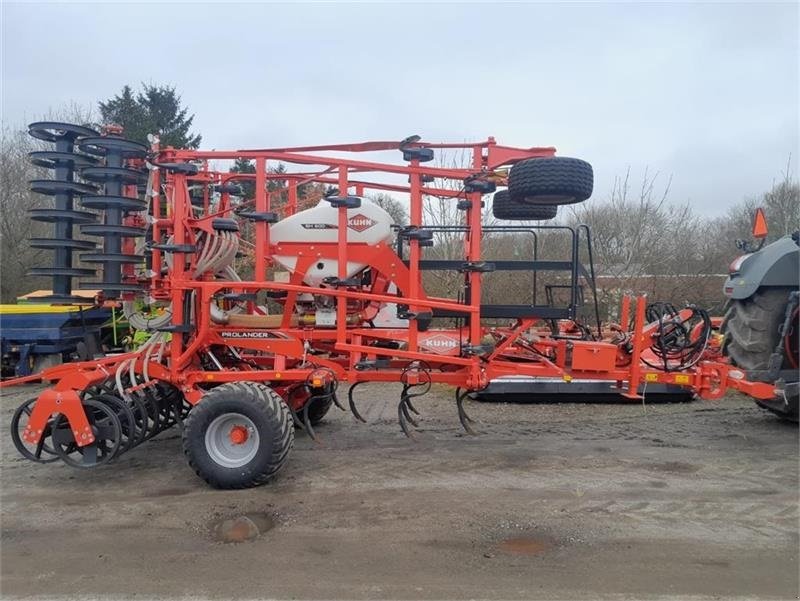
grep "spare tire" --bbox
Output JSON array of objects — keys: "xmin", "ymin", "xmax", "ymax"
[
  {"xmin": 492, "ymin": 190, "xmax": 557, "ymax": 221},
  {"xmin": 509, "ymin": 157, "xmax": 593, "ymax": 205}
]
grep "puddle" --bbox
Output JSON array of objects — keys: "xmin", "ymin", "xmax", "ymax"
[
  {"xmin": 210, "ymin": 512, "xmax": 275, "ymax": 543},
  {"xmin": 497, "ymin": 536, "xmax": 552, "ymax": 556}
]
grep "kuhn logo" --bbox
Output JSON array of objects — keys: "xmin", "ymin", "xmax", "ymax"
[
  {"xmin": 347, "ymin": 213, "xmax": 376, "ymax": 233},
  {"xmin": 421, "ymin": 334, "xmax": 459, "ymax": 354}
]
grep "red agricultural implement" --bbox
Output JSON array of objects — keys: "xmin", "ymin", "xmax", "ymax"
[{"xmin": 3, "ymin": 123, "xmax": 782, "ymax": 488}]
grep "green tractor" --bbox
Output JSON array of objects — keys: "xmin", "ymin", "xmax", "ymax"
[{"xmin": 722, "ymin": 209, "xmax": 799, "ymax": 420}]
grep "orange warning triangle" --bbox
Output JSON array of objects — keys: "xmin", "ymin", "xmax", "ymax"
[{"xmin": 752, "ymin": 208, "xmax": 768, "ymax": 239}]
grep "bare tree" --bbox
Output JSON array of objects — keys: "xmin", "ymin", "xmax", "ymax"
[
  {"xmin": 365, "ymin": 192, "xmax": 407, "ymax": 225},
  {"xmin": 420, "ymin": 147, "xmax": 497, "ymax": 303},
  {"xmin": 0, "ymin": 104, "xmax": 97, "ymax": 302},
  {"xmin": 563, "ymin": 167, "xmax": 726, "ymax": 316}
]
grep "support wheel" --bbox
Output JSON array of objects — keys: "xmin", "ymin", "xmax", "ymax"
[
  {"xmin": 508, "ymin": 157, "xmax": 593, "ymax": 205},
  {"xmin": 182, "ymin": 382, "xmax": 294, "ymax": 489},
  {"xmin": 492, "ymin": 190, "xmax": 557, "ymax": 221}
]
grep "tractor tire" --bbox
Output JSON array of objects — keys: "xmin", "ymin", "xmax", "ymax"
[
  {"xmin": 508, "ymin": 157, "xmax": 593, "ymax": 205},
  {"xmin": 492, "ymin": 190, "xmax": 557, "ymax": 221},
  {"xmin": 722, "ymin": 287, "xmax": 799, "ymax": 421},
  {"xmin": 182, "ymin": 382, "xmax": 294, "ymax": 489}
]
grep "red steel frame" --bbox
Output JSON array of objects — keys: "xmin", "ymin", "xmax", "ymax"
[{"xmin": 3, "ymin": 136, "xmax": 779, "ymax": 447}]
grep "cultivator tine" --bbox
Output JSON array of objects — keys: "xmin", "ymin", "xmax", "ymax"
[
  {"xmin": 285, "ymin": 384, "xmax": 310, "ymax": 428},
  {"xmin": 395, "ymin": 361, "xmax": 433, "ymax": 438},
  {"xmin": 347, "ymin": 382, "xmax": 368, "ymax": 423},
  {"xmin": 404, "ymin": 395, "xmax": 421, "ymax": 416},
  {"xmin": 301, "ymin": 393, "xmax": 325, "ymax": 443},
  {"xmin": 331, "ymin": 391, "xmax": 346, "ymax": 411},
  {"xmin": 455, "ymin": 388, "xmax": 478, "ymax": 435},
  {"xmin": 399, "ymin": 391, "xmax": 419, "ymax": 428},
  {"xmin": 397, "ymin": 390, "xmax": 417, "ymax": 439}
]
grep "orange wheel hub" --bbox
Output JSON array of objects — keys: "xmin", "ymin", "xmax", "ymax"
[{"xmin": 228, "ymin": 425, "xmax": 249, "ymax": 445}]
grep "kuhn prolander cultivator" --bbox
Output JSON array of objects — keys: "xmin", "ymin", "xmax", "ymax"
[{"xmin": 3, "ymin": 123, "xmax": 783, "ymax": 488}]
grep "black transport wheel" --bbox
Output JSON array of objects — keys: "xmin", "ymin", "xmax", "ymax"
[
  {"xmin": 722, "ymin": 287, "xmax": 799, "ymax": 421},
  {"xmin": 182, "ymin": 382, "xmax": 294, "ymax": 489},
  {"xmin": 508, "ymin": 157, "xmax": 593, "ymax": 205},
  {"xmin": 492, "ymin": 190, "xmax": 557, "ymax": 221}
]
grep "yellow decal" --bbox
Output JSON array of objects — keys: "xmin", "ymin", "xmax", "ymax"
[
  {"xmin": 645, "ymin": 373, "xmax": 658, "ymax": 382},
  {"xmin": 673, "ymin": 374, "xmax": 690, "ymax": 384}
]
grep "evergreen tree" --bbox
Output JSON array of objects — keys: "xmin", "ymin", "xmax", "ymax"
[{"xmin": 99, "ymin": 84, "xmax": 201, "ymax": 148}]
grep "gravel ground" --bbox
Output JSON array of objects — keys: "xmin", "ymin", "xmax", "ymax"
[{"xmin": 1, "ymin": 383, "xmax": 798, "ymax": 600}]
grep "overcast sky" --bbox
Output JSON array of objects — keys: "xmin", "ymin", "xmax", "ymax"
[{"xmin": 2, "ymin": 1, "xmax": 797, "ymax": 216}]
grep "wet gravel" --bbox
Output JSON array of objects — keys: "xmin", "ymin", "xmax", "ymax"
[{"xmin": 1, "ymin": 383, "xmax": 798, "ymax": 599}]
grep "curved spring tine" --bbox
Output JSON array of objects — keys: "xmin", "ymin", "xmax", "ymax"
[
  {"xmin": 404, "ymin": 395, "xmax": 421, "ymax": 415},
  {"xmin": 302, "ymin": 395, "xmax": 322, "ymax": 443},
  {"xmin": 331, "ymin": 390, "xmax": 346, "ymax": 411},
  {"xmin": 289, "ymin": 406, "xmax": 305, "ymax": 429},
  {"xmin": 400, "ymin": 387, "xmax": 419, "ymax": 427},
  {"xmin": 456, "ymin": 389, "xmax": 478, "ymax": 435},
  {"xmin": 397, "ymin": 397, "xmax": 416, "ymax": 439},
  {"xmin": 347, "ymin": 382, "xmax": 367, "ymax": 423},
  {"xmin": 285, "ymin": 385, "xmax": 308, "ymax": 428}
]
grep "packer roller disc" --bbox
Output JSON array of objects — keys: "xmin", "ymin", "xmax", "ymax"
[
  {"xmin": 29, "ymin": 238, "xmax": 96, "ymax": 250},
  {"xmin": 80, "ymin": 224, "xmax": 146, "ymax": 237},
  {"xmin": 10, "ymin": 398, "xmax": 60, "ymax": 464},
  {"xmin": 28, "ymin": 267, "xmax": 96, "ymax": 277},
  {"xmin": 84, "ymin": 381, "xmax": 150, "ymax": 448},
  {"xmin": 93, "ymin": 393, "xmax": 138, "ymax": 454},
  {"xmin": 29, "ymin": 179, "xmax": 98, "ymax": 196},
  {"xmin": 80, "ymin": 194, "xmax": 147, "ymax": 212},
  {"xmin": 27, "ymin": 121, "xmax": 98, "ymax": 142},
  {"xmin": 28, "ymin": 208, "xmax": 97, "ymax": 224},
  {"xmin": 80, "ymin": 166, "xmax": 148, "ymax": 184},
  {"xmin": 81, "ymin": 252, "xmax": 145, "ymax": 264},
  {"xmin": 28, "ymin": 151, "xmax": 99, "ymax": 169},
  {"xmin": 77, "ymin": 281, "xmax": 143, "ymax": 292},
  {"xmin": 51, "ymin": 399, "xmax": 123, "ymax": 468},
  {"xmin": 78, "ymin": 136, "xmax": 148, "ymax": 157}
]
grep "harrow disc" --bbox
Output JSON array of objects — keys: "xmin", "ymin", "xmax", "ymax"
[
  {"xmin": 51, "ymin": 399, "xmax": 123, "ymax": 468},
  {"xmin": 94, "ymin": 393, "xmax": 138, "ymax": 454},
  {"xmin": 10, "ymin": 398, "xmax": 60, "ymax": 464}
]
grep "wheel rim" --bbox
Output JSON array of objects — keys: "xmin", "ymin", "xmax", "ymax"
[{"xmin": 204, "ymin": 413, "xmax": 260, "ymax": 468}]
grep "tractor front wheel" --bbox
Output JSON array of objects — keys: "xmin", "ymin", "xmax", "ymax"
[{"xmin": 182, "ymin": 382, "xmax": 294, "ymax": 488}]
